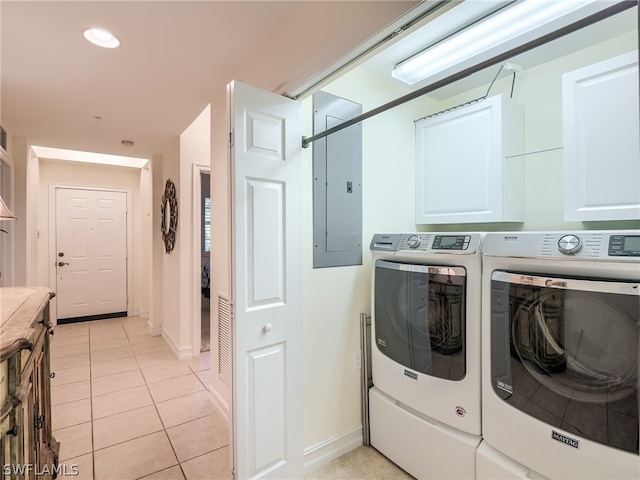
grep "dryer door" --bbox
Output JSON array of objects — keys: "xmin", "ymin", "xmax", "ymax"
[
  {"xmin": 374, "ymin": 260, "xmax": 467, "ymax": 381},
  {"xmin": 490, "ymin": 270, "xmax": 640, "ymax": 454}
]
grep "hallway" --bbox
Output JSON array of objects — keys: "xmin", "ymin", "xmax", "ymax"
[{"xmin": 50, "ymin": 316, "xmax": 229, "ymax": 480}]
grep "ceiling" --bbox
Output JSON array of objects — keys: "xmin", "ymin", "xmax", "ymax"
[
  {"xmin": 0, "ymin": 0, "xmax": 421, "ymax": 160},
  {"xmin": 2, "ymin": 1, "xmax": 636, "ymax": 162}
]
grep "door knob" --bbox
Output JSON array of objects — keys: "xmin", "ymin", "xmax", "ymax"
[{"xmin": 57, "ymin": 261, "xmax": 69, "ymax": 267}]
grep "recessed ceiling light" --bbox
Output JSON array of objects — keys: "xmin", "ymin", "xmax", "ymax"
[{"xmin": 84, "ymin": 28, "xmax": 120, "ymax": 48}]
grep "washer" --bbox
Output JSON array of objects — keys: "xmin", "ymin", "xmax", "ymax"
[
  {"xmin": 369, "ymin": 232, "xmax": 484, "ymax": 479},
  {"xmin": 479, "ymin": 231, "xmax": 640, "ymax": 479}
]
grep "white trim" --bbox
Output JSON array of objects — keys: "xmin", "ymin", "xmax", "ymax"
[
  {"xmin": 162, "ymin": 326, "xmax": 193, "ymax": 360},
  {"xmin": 206, "ymin": 385, "xmax": 230, "ymax": 422},
  {"xmin": 147, "ymin": 321, "xmax": 161, "ymax": 336},
  {"xmin": 303, "ymin": 426, "xmax": 364, "ymax": 474},
  {"xmin": 48, "ymin": 184, "xmax": 134, "ymax": 324},
  {"xmin": 192, "ymin": 163, "xmax": 211, "ymax": 356},
  {"xmin": 0, "ymin": 149, "xmax": 15, "ymax": 286}
]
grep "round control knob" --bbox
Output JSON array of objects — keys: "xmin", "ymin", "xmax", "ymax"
[
  {"xmin": 407, "ymin": 235, "xmax": 422, "ymax": 249},
  {"xmin": 558, "ymin": 234, "xmax": 582, "ymax": 255}
]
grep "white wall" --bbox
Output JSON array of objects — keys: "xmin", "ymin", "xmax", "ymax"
[
  {"xmin": 150, "ymin": 154, "xmax": 165, "ymax": 334},
  {"xmin": 301, "ymin": 69, "xmax": 434, "ymax": 451},
  {"xmin": 159, "ymin": 105, "xmax": 211, "ymax": 360},
  {"xmin": 208, "ymin": 87, "xmax": 231, "ymax": 413},
  {"xmin": 160, "ymin": 141, "xmax": 182, "ymax": 350},
  {"xmin": 12, "ymin": 136, "xmax": 29, "ymax": 285},
  {"xmin": 299, "ymin": 28, "xmax": 639, "ymax": 457}
]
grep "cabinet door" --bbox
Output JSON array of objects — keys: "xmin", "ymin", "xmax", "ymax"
[
  {"xmin": 21, "ymin": 381, "xmax": 36, "ymax": 480},
  {"xmin": 415, "ymin": 94, "xmax": 523, "ymax": 224},
  {"xmin": 562, "ymin": 50, "xmax": 640, "ymax": 221},
  {"xmin": 1, "ymin": 411, "xmax": 16, "ymax": 479}
]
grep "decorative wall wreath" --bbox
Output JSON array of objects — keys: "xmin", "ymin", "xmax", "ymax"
[{"xmin": 161, "ymin": 179, "xmax": 178, "ymax": 254}]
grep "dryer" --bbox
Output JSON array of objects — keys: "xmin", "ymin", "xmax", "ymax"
[
  {"xmin": 369, "ymin": 232, "xmax": 484, "ymax": 479},
  {"xmin": 479, "ymin": 231, "xmax": 639, "ymax": 479}
]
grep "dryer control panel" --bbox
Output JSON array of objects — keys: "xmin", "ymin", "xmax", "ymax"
[
  {"xmin": 370, "ymin": 233, "xmax": 483, "ymax": 254},
  {"xmin": 608, "ymin": 234, "xmax": 640, "ymax": 257},
  {"xmin": 482, "ymin": 231, "xmax": 640, "ymax": 260}
]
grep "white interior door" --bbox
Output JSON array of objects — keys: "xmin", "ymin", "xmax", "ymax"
[
  {"xmin": 55, "ymin": 187, "xmax": 128, "ymax": 320},
  {"xmin": 229, "ymin": 81, "xmax": 303, "ymax": 479}
]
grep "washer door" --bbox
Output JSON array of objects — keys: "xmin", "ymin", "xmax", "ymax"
[
  {"xmin": 490, "ymin": 270, "xmax": 640, "ymax": 454},
  {"xmin": 374, "ymin": 260, "xmax": 467, "ymax": 381}
]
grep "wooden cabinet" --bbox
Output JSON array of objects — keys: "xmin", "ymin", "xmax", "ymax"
[
  {"xmin": 415, "ymin": 94, "xmax": 524, "ymax": 224},
  {"xmin": 562, "ymin": 50, "xmax": 640, "ymax": 221},
  {"xmin": 1, "ymin": 287, "xmax": 58, "ymax": 479}
]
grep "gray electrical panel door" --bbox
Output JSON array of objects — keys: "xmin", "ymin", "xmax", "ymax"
[{"xmin": 313, "ymin": 91, "xmax": 363, "ymax": 268}]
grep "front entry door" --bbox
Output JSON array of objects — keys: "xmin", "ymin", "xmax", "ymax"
[
  {"xmin": 229, "ymin": 81, "xmax": 303, "ymax": 479},
  {"xmin": 55, "ymin": 187, "xmax": 128, "ymax": 321}
]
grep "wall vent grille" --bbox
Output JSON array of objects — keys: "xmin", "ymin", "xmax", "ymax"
[{"xmin": 217, "ymin": 293, "xmax": 231, "ymax": 385}]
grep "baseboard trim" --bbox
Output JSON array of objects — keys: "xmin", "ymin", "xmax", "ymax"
[
  {"xmin": 147, "ymin": 321, "xmax": 162, "ymax": 336},
  {"xmin": 304, "ymin": 426, "xmax": 363, "ymax": 473},
  {"xmin": 206, "ymin": 385, "xmax": 230, "ymax": 423},
  {"xmin": 162, "ymin": 328, "xmax": 194, "ymax": 360}
]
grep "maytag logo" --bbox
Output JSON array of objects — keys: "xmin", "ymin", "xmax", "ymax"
[
  {"xmin": 504, "ymin": 235, "xmax": 519, "ymax": 241},
  {"xmin": 404, "ymin": 369, "xmax": 418, "ymax": 380},
  {"xmin": 552, "ymin": 430, "xmax": 579, "ymax": 449},
  {"xmin": 496, "ymin": 380, "xmax": 513, "ymax": 394}
]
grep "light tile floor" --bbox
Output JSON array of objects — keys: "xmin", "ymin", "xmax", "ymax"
[
  {"xmin": 51, "ymin": 316, "xmax": 411, "ymax": 480},
  {"xmin": 50, "ymin": 316, "xmax": 229, "ymax": 480},
  {"xmin": 305, "ymin": 446, "xmax": 415, "ymax": 480}
]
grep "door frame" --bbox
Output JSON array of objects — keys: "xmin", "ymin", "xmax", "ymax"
[
  {"xmin": 192, "ymin": 163, "xmax": 210, "ymax": 355},
  {"xmin": 48, "ymin": 184, "xmax": 133, "ymax": 324},
  {"xmin": 0, "ymin": 149, "xmax": 15, "ymax": 287}
]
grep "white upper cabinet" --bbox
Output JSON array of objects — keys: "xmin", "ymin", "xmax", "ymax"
[
  {"xmin": 415, "ymin": 94, "xmax": 524, "ymax": 224},
  {"xmin": 562, "ymin": 50, "xmax": 639, "ymax": 222}
]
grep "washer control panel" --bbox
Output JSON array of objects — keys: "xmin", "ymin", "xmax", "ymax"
[
  {"xmin": 370, "ymin": 233, "xmax": 482, "ymax": 254},
  {"xmin": 432, "ymin": 235, "xmax": 471, "ymax": 251}
]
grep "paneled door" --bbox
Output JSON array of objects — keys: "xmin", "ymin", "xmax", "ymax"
[
  {"xmin": 55, "ymin": 187, "xmax": 128, "ymax": 320},
  {"xmin": 229, "ymin": 81, "xmax": 303, "ymax": 479}
]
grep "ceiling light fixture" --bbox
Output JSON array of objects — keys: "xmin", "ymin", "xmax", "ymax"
[
  {"xmin": 84, "ymin": 28, "xmax": 120, "ymax": 48},
  {"xmin": 392, "ymin": 0, "xmax": 604, "ymax": 85}
]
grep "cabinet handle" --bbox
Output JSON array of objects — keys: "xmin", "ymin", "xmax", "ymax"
[
  {"xmin": 50, "ymin": 372, "xmax": 55, "ymax": 378},
  {"xmin": 6, "ymin": 425, "xmax": 18, "ymax": 437},
  {"xmin": 18, "ymin": 339, "xmax": 34, "ymax": 352}
]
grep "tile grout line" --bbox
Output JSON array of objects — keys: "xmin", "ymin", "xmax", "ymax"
[
  {"xmin": 128, "ymin": 317, "xmax": 186, "ymax": 480},
  {"xmin": 89, "ymin": 326, "xmax": 96, "ymax": 480},
  {"xmin": 56, "ymin": 318, "xmax": 226, "ymax": 480}
]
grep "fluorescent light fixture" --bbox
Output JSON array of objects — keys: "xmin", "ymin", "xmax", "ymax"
[
  {"xmin": 392, "ymin": 0, "xmax": 603, "ymax": 85},
  {"xmin": 84, "ymin": 28, "xmax": 120, "ymax": 48}
]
